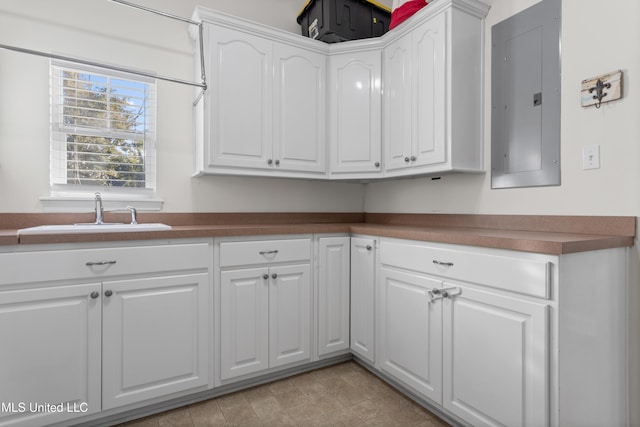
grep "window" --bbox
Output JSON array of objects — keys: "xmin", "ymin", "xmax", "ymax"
[{"xmin": 50, "ymin": 62, "xmax": 156, "ymax": 191}]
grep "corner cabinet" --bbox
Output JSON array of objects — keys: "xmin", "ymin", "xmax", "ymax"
[
  {"xmin": 382, "ymin": 1, "xmax": 487, "ymax": 177},
  {"xmin": 194, "ymin": 12, "xmax": 326, "ymax": 179},
  {"xmin": 317, "ymin": 236, "xmax": 351, "ymax": 357},
  {"xmin": 192, "ymin": 0, "xmax": 489, "ymax": 181},
  {"xmin": 350, "ymin": 237, "xmax": 376, "ymax": 363},
  {"xmin": 328, "ymin": 47, "xmax": 382, "ymax": 179}
]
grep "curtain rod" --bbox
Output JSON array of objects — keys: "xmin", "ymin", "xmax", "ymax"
[
  {"xmin": 0, "ymin": 1, "xmax": 208, "ymax": 106},
  {"xmin": 108, "ymin": 0, "xmax": 201, "ymax": 26},
  {"xmin": 108, "ymin": 0, "xmax": 208, "ymax": 98},
  {"xmin": 0, "ymin": 43, "xmax": 206, "ymax": 89}
]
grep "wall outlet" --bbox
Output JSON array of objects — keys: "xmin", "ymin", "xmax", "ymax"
[{"xmin": 582, "ymin": 145, "xmax": 600, "ymax": 170}]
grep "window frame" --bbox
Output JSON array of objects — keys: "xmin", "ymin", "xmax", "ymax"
[{"xmin": 49, "ymin": 60, "xmax": 157, "ymax": 195}]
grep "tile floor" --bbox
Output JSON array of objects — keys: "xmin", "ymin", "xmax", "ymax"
[{"xmin": 118, "ymin": 361, "xmax": 450, "ymax": 427}]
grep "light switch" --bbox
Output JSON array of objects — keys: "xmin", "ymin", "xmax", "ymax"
[{"xmin": 582, "ymin": 145, "xmax": 600, "ymax": 170}]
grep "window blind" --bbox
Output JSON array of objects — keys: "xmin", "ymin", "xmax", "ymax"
[{"xmin": 50, "ymin": 62, "xmax": 156, "ymax": 189}]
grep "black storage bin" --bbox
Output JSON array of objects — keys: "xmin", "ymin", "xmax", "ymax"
[{"xmin": 297, "ymin": 0, "xmax": 392, "ymax": 43}]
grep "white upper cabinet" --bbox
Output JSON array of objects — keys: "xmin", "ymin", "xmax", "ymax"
[
  {"xmin": 383, "ymin": 1, "xmax": 487, "ymax": 177},
  {"xmin": 273, "ymin": 44, "xmax": 326, "ymax": 174},
  {"xmin": 194, "ymin": 12, "xmax": 327, "ymax": 178},
  {"xmin": 216, "ymin": 237, "xmax": 313, "ymax": 384},
  {"xmin": 384, "ymin": 15, "xmax": 446, "ymax": 172},
  {"xmin": 328, "ymin": 48, "xmax": 382, "ymax": 178},
  {"xmin": 200, "ymin": 25, "xmax": 273, "ymax": 172},
  {"xmin": 193, "ymin": 0, "xmax": 488, "ymax": 180}
]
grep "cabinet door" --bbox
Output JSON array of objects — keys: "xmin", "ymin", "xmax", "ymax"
[
  {"xmin": 318, "ymin": 237, "xmax": 350, "ymax": 357},
  {"xmin": 269, "ymin": 264, "xmax": 311, "ymax": 368},
  {"xmin": 442, "ymin": 285, "xmax": 549, "ymax": 427},
  {"xmin": 0, "ymin": 283, "xmax": 101, "ymax": 427},
  {"xmin": 412, "ymin": 14, "xmax": 447, "ymax": 167},
  {"xmin": 329, "ymin": 51, "xmax": 382, "ymax": 175},
  {"xmin": 273, "ymin": 44, "xmax": 326, "ymax": 174},
  {"xmin": 207, "ymin": 25, "xmax": 273, "ymax": 170},
  {"xmin": 102, "ymin": 273, "xmax": 210, "ymax": 409},
  {"xmin": 219, "ymin": 268, "xmax": 269, "ymax": 380},
  {"xmin": 350, "ymin": 237, "xmax": 375, "ymax": 363},
  {"xmin": 383, "ymin": 33, "xmax": 413, "ymax": 172},
  {"xmin": 379, "ymin": 267, "xmax": 442, "ymax": 403}
]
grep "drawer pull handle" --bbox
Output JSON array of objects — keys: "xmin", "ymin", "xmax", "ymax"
[
  {"xmin": 86, "ymin": 260, "xmax": 117, "ymax": 266},
  {"xmin": 433, "ymin": 260, "xmax": 454, "ymax": 267},
  {"xmin": 90, "ymin": 291, "xmax": 100, "ymax": 299},
  {"xmin": 259, "ymin": 250, "xmax": 279, "ymax": 255},
  {"xmin": 366, "ymin": 245, "xmax": 372, "ymax": 251},
  {"xmin": 104, "ymin": 290, "xmax": 113, "ymax": 297},
  {"xmin": 263, "ymin": 274, "xmax": 269, "ymax": 280}
]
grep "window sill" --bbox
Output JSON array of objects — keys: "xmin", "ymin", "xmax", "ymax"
[{"xmin": 40, "ymin": 192, "xmax": 164, "ymax": 213}]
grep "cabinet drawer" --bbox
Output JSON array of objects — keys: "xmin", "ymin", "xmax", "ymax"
[
  {"xmin": 0, "ymin": 243, "xmax": 211, "ymax": 287},
  {"xmin": 380, "ymin": 239, "xmax": 552, "ymax": 299},
  {"xmin": 220, "ymin": 239, "xmax": 311, "ymax": 268}
]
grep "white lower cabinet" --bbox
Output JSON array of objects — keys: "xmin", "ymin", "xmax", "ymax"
[
  {"xmin": 378, "ymin": 238, "xmax": 552, "ymax": 427},
  {"xmin": 220, "ymin": 264, "xmax": 311, "ymax": 381},
  {"xmin": 102, "ymin": 273, "xmax": 210, "ymax": 410},
  {"xmin": 0, "ymin": 232, "xmax": 629, "ymax": 427},
  {"xmin": 0, "ymin": 241, "xmax": 212, "ymax": 427},
  {"xmin": 441, "ymin": 284, "xmax": 549, "ymax": 427},
  {"xmin": 350, "ymin": 237, "xmax": 376, "ymax": 363},
  {"xmin": 379, "ymin": 267, "xmax": 443, "ymax": 403},
  {"xmin": 317, "ymin": 236, "xmax": 351, "ymax": 357},
  {"xmin": 217, "ymin": 237, "xmax": 312, "ymax": 383},
  {"xmin": 220, "ymin": 268, "xmax": 270, "ymax": 380},
  {"xmin": 0, "ymin": 283, "xmax": 102, "ymax": 427}
]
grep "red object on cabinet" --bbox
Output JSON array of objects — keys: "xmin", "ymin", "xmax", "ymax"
[{"xmin": 389, "ymin": 0, "xmax": 429, "ymax": 30}]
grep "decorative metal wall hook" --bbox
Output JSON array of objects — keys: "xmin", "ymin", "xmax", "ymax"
[
  {"xmin": 589, "ymin": 78, "xmax": 611, "ymax": 109},
  {"xmin": 581, "ymin": 70, "xmax": 622, "ymax": 109}
]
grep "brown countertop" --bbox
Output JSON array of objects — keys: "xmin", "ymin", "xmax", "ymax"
[
  {"xmin": 350, "ymin": 224, "xmax": 634, "ymax": 254},
  {"xmin": 0, "ymin": 213, "xmax": 635, "ymax": 255}
]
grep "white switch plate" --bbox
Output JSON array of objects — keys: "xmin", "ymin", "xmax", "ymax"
[{"xmin": 582, "ymin": 145, "xmax": 600, "ymax": 170}]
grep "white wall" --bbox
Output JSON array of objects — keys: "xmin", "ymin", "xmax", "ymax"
[
  {"xmin": 0, "ymin": 0, "xmax": 393, "ymax": 213},
  {"xmin": 365, "ymin": 0, "xmax": 640, "ymax": 217}
]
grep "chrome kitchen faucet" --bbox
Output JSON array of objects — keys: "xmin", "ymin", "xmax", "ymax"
[{"xmin": 94, "ymin": 192, "xmax": 104, "ymax": 224}]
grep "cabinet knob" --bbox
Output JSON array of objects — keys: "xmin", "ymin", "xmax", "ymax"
[
  {"xmin": 366, "ymin": 245, "xmax": 372, "ymax": 251},
  {"xmin": 104, "ymin": 290, "xmax": 113, "ymax": 297},
  {"xmin": 374, "ymin": 162, "xmax": 380, "ymax": 168},
  {"xmin": 90, "ymin": 291, "xmax": 100, "ymax": 299},
  {"xmin": 267, "ymin": 159, "xmax": 273, "ymax": 165},
  {"xmin": 274, "ymin": 160, "xmax": 280, "ymax": 166},
  {"xmin": 263, "ymin": 274, "xmax": 269, "ymax": 280},
  {"xmin": 271, "ymin": 273, "xmax": 278, "ymax": 279},
  {"xmin": 404, "ymin": 157, "xmax": 410, "ymax": 163},
  {"xmin": 410, "ymin": 156, "xmax": 417, "ymax": 161}
]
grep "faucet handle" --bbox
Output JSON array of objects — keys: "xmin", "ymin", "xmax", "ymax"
[{"xmin": 126, "ymin": 206, "xmax": 138, "ymax": 225}]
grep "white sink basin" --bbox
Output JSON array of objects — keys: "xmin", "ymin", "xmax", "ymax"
[{"xmin": 18, "ymin": 223, "xmax": 172, "ymax": 235}]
